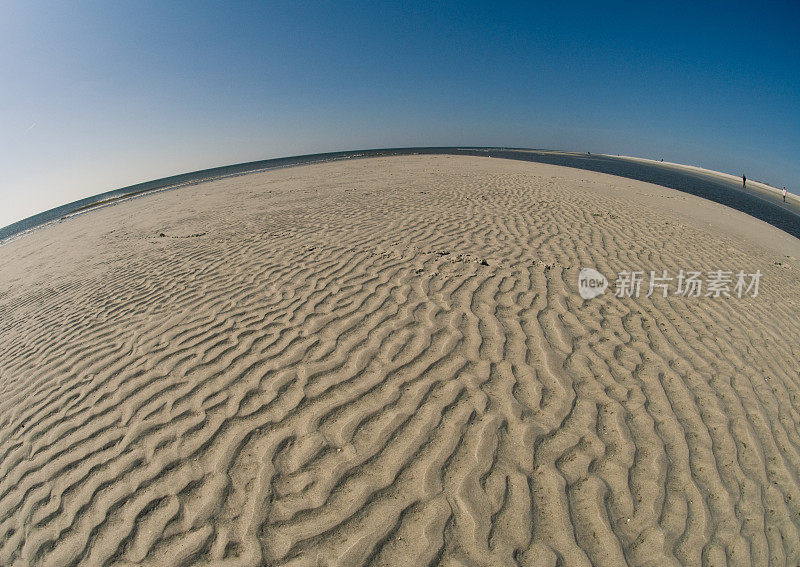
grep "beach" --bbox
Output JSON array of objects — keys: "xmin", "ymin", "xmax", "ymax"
[{"xmin": 1, "ymin": 154, "xmax": 799, "ymax": 565}]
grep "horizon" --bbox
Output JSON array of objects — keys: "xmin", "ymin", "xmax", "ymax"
[
  {"xmin": 2, "ymin": 1, "xmax": 798, "ymax": 229},
  {"xmin": 3, "ymin": 147, "xmax": 797, "ymax": 244},
  {"xmin": 0, "ymin": 144, "xmax": 790, "ymax": 233}
]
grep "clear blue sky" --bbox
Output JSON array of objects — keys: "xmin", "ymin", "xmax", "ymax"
[{"xmin": 2, "ymin": 1, "xmax": 798, "ymax": 228}]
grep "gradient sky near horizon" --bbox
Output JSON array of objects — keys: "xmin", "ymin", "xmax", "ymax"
[{"xmin": 2, "ymin": 1, "xmax": 799, "ymax": 229}]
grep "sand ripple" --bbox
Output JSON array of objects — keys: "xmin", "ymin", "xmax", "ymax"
[{"xmin": 1, "ymin": 156, "xmax": 799, "ymax": 565}]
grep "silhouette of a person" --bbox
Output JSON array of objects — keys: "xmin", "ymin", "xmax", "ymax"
[{"xmin": 742, "ymin": 174, "xmax": 746, "ymax": 189}]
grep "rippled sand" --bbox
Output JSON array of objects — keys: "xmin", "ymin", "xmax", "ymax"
[{"xmin": 1, "ymin": 155, "xmax": 799, "ymax": 566}]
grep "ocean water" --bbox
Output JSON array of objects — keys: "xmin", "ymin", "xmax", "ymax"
[{"xmin": 2, "ymin": 148, "xmax": 797, "ymax": 243}]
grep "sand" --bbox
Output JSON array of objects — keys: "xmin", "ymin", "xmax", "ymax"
[
  {"xmin": 607, "ymin": 154, "xmax": 799, "ymax": 212},
  {"xmin": 1, "ymin": 155, "xmax": 799, "ymax": 566}
]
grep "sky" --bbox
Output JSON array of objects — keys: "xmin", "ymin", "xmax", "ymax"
[{"xmin": 1, "ymin": 1, "xmax": 799, "ymax": 229}]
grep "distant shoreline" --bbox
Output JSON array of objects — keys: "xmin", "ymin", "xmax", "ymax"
[
  {"xmin": 606, "ymin": 153, "xmax": 796, "ymax": 204},
  {"xmin": 2, "ymin": 147, "xmax": 799, "ymax": 244}
]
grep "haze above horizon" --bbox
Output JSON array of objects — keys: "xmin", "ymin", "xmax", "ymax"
[{"xmin": 1, "ymin": 1, "xmax": 798, "ymax": 229}]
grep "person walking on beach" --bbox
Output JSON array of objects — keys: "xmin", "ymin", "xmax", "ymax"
[
  {"xmin": 742, "ymin": 174, "xmax": 746, "ymax": 190},
  {"xmin": 783, "ymin": 187, "xmax": 788, "ymax": 202}
]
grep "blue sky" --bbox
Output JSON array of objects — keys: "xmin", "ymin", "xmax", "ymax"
[{"xmin": 2, "ymin": 1, "xmax": 798, "ymax": 228}]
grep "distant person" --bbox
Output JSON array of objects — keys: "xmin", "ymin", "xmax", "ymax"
[
  {"xmin": 783, "ymin": 187, "xmax": 788, "ymax": 202},
  {"xmin": 742, "ymin": 174, "xmax": 746, "ymax": 189}
]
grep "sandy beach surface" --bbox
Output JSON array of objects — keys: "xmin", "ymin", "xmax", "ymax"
[
  {"xmin": 1, "ymin": 155, "xmax": 799, "ymax": 566},
  {"xmin": 605, "ymin": 154, "xmax": 799, "ymax": 214}
]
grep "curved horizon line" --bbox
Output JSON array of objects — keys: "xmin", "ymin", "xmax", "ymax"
[{"xmin": 2, "ymin": 146, "xmax": 798, "ymax": 243}]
